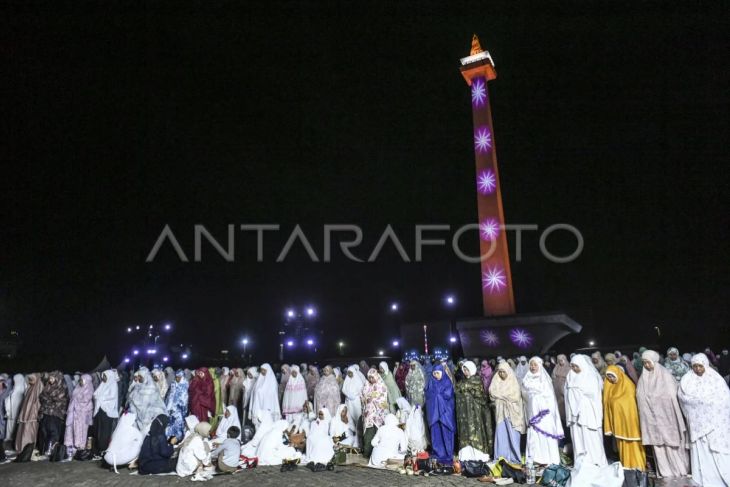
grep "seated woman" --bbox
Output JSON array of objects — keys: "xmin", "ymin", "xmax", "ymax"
[
  {"xmin": 176, "ymin": 422, "xmax": 212, "ymax": 478},
  {"xmin": 368, "ymin": 414, "xmax": 407, "ymax": 468},
  {"xmin": 241, "ymin": 409, "xmax": 274, "ymax": 457},
  {"xmin": 210, "ymin": 426, "xmax": 241, "ymax": 473},
  {"xmin": 306, "ymin": 408, "xmax": 335, "ymax": 469},
  {"xmin": 330, "ymin": 404, "xmax": 358, "ymax": 448},
  {"xmin": 257, "ymin": 419, "xmax": 302, "ymax": 466},
  {"xmin": 138, "ymin": 414, "xmax": 176, "ymax": 475},
  {"xmin": 213, "ymin": 405, "xmax": 241, "ymax": 442}
]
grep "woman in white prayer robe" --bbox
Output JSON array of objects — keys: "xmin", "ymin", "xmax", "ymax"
[
  {"xmin": 306, "ymin": 407, "xmax": 335, "ymax": 464},
  {"xmin": 256, "ymin": 419, "xmax": 300, "ymax": 466},
  {"xmin": 282, "ymin": 365, "xmax": 308, "ymax": 422},
  {"xmin": 678, "ymin": 353, "xmax": 730, "ymax": 487},
  {"xmin": 565, "ymin": 354, "xmax": 607, "ymax": 467},
  {"xmin": 342, "ymin": 365, "xmax": 366, "ymax": 428},
  {"xmin": 368, "ymin": 413, "xmax": 407, "ymax": 468},
  {"xmin": 241, "ymin": 409, "xmax": 274, "ymax": 457},
  {"xmin": 330, "ymin": 404, "xmax": 358, "ymax": 448},
  {"xmin": 521, "ymin": 356, "xmax": 563, "ymax": 466},
  {"xmin": 248, "ymin": 364, "xmax": 280, "ymax": 423}
]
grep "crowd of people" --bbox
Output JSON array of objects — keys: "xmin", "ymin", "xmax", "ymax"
[{"xmin": 0, "ymin": 346, "xmax": 728, "ymax": 485}]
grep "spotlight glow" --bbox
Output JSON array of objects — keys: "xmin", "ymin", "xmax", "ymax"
[
  {"xmin": 164, "ymin": 323, "xmax": 171, "ymax": 331},
  {"xmin": 378, "ymin": 350, "xmax": 384, "ymax": 356},
  {"xmin": 482, "ymin": 266, "xmax": 507, "ymax": 294},
  {"xmin": 124, "ymin": 357, "xmax": 130, "ymax": 363},
  {"xmin": 449, "ymin": 336, "xmax": 457, "ymax": 343},
  {"xmin": 471, "ymin": 78, "xmax": 487, "ymax": 107},
  {"xmin": 306, "ymin": 307, "xmax": 315, "ymax": 317},
  {"xmin": 474, "ymin": 127, "xmax": 492, "ymax": 153},
  {"xmin": 135, "ymin": 325, "xmax": 140, "ymax": 330},
  {"xmin": 476, "ymin": 169, "xmax": 496, "ymax": 195},
  {"xmin": 132, "ymin": 349, "xmax": 139, "ymax": 356},
  {"xmin": 390, "ymin": 303, "xmax": 399, "ymax": 311},
  {"xmin": 182, "ymin": 353, "xmax": 188, "ymax": 359},
  {"xmin": 510, "ymin": 328, "xmax": 533, "ymax": 348},
  {"xmin": 286, "ymin": 309, "xmax": 295, "ymax": 318},
  {"xmin": 446, "ymin": 295, "xmax": 455, "ymax": 306},
  {"xmin": 146, "ymin": 349, "xmax": 156, "ymax": 355},
  {"xmin": 126, "ymin": 327, "xmax": 132, "ymax": 333},
  {"xmin": 287, "ymin": 340, "xmax": 295, "ymax": 347},
  {"xmin": 162, "ymin": 356, "xmax": 169, "ymax": 362},
  {"xmin": 479, "ymin": 218, "xmax": 500, "ymax": 241},
  {"xmin": 392, "ymin": 340, "xmax": 399, "ymax": 347},
  {"xmin": 306, "ymin": 339, "xmax": 314, "ymax": 346}
]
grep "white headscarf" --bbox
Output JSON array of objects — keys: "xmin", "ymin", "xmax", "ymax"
[
  {"xmin": 249, "ymin": 363, "xmax": 280, "ymax": 420},
  {"xmin": 93, "ymin": 369, "xmax": 119, "ymax": 418},
  {"xmin": 515, "ymin": 356, "xmax": 529, "ymax": 382},
  {"xmin": 521, "ymin": 356, "xmax": 563, "ymax": 438},
  {"xmin": 306, "ymin": 408, "xmax": 334, "ymax": 464},
  {"xmin": 565, "ymin": 354, "xmax": 603, "ymax": 429},
  {"xmin": 329, "ymin": 403, "xmax": 354, "ymax": 438},
  {"xmin": 242, "ymin": 367, "xmax": 259, "ymax": 411},
  {"xmin": 6, "ymin": 373, "xmax": 26, "ymax": 422},
  {"xmin": 678, "ymin": 353, "xmax": 730, "ymax": 453},
  {"xmin": 282, "ymin": 365, "xmax": 308, "ymax": 416},
  {"xmin": 462, "ymin": 360, "xmax": 478, "ymax": 378},
  {"xmin": 215, "ymin": 405, "xmax": 242, "ymax": 440}
]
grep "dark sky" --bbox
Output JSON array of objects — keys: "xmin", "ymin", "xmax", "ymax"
[{"xmin": 2, "ymin": 1, "xmax": 728, "ymax": 368}]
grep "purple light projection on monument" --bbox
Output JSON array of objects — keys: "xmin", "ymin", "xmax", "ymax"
[
  {"xmin": 509, "ymin": 328, "xmax": 533, "ymax": 348},
  {"xmin": 471, "ymin": 78, "xmax": 486, "ymax": 107},
  {"xmin": 479, "ymin": 218, "xmax": 500, "ymax": 241},
  {"xmin": 479, "ymin": 329, "xmax": 499, "ymax": 347},
  {"xmin": 474, "ymin": 127, "xmax": 492, "ymax": 153},
  {"xmin": 476, "ymin": 168, "xmax": 496, "ymax": 195},
  {"xmin": 482, "ymin": 265, "xmax": 507, "ymax": 294}
]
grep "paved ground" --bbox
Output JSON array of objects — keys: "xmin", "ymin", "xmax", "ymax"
[{"xmin": 0, "ymin": 458, "xmax": 699, "ymax": 486}]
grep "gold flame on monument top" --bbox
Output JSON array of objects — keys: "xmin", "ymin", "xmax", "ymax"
[{"xmin": 470, "ymin": 34, "xmax": 484, "ymax": 56}]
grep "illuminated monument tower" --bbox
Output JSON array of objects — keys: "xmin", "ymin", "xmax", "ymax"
[
  {"xmin": 452, "ymin": 35, "xmax": 582, "ymax": 356},
  {"xmin": 460, "ymin": 35, "xmax": 515, "ymax": 316}
]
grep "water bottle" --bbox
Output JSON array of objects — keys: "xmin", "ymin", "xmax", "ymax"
[{"xmin": 526, "ymin": 455, "xmax": 536, "ymax": 484}]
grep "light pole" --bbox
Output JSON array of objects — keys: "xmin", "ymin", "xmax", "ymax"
[{"xmin": 445, "ymin": 294, "xmax": 457, "ymax": 358}]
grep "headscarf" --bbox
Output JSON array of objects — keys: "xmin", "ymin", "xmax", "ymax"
[
  {"xmin": 188, "ymin": 367, "xmax": 216, "ymax": 422},
  {"xmin": 636, "ymin": 350, "xmax": 686, "ymax": 447},
  {"xmin": 329, "ymin": 403, "xmax": 355, "ymax": 439},
  {"xmin": 227, "ymin": 368, "xmax": 245, "ymax": 407},
  {"xmin": 591, "ymin": 351, "xmax": 608, "ymax": 378},
  {"xmin": 63, "ymin": 374, "xmax": 75, "ymax": 398},
  {"xmin": 359, "ymin": 361, "xmax": 369, "ymax": 377},
  {"xmin": 678, "ymin": 353, "xmax": 730, "ymax": 453},
  {"xmin": 619, "ymin": 355, "xmax": 640, "ymax": 384},
  {"xmin": 15, "ymin": 373, "xmax": 42, "ymax": 451},
  {"xmin": 514, "ymin": 356, "xmax": 529, "ymax": 382},
  {"xmin": 395, "ymin": 362, "xmax": 409, "ymax": 394},
  {"xmin": 242, "ymin": 367, "xmax": 259, "ymax": 413},
  {"xmin": 306, "ymin": 407, "xmax": 334, "ymax": 463},
  {"xmin": 479, "ymin": 360, "xmax": 494, "ymax": 394},
  {"xmin": 604, "ymin": 353, "xmax": 617, "ymax": 366},
  {"xmin": 6, "ymin": 373, "xmax": 26, "ymax": 426},
  {"xmin": 282, "ymin": 365, "xmax": 307, "ymax": 416},
  {"xmin": 522, "ymin": 357, "xmax": 564, "ymax": 439},
  {"xmin": 164, "ymin": 367, "xmax": 176, "ymax": 387},
  {"xmin": 602, "ymin": 365, "xmax": 641, "ymax": 440},
  {"xmin": 67, "ymin": 373, "xmax": 94, "ymax": 425},
  {"xmin": 215, "ymin": 405, "xmax": 242, "ymax": 440},
  {"xmin": 313, "ymin": 365, "xmax": 341, "ymax": 418},
  {"xmin": 404, "ymin": 360, "xmax": 426, "ymax": 406},
  {"xmin": 565, "ymin": 354, "xmax": 603, "ymax": 429},
  {"xmin": 278, "ymin": 364, "xmax": 291, "ymax": 403},
  {"xmin": 633, "ymin": 348, "xmax": 647, "ymax": 374},
  {"xmin": 151, "ymin": 368, "xmax": 168, "ymax": 400},
  {"xmin": 128, "ymin": 367, "xmax": 167, "ymax": 432},
  {"xmin": 165, "ymin": 370, "xmax": 188, "ymax": 417},
  {"xmin": 40, "ymin": 370, "xmax": 69, "ymax": 419},
  {"xmin": 665, "ymin": 347, "xmax": 690, "ymax": 382},
  {"xmin": 361, "ymin": 368, "xmax": 388, "ymax": 429},
  {"xmin": 342, "ymin": 365, "xmax": 366, "ymax": 425},
  {"xmin": 0, "ymin": 374, "xmax": 12, "ymax": 436},
  {"xmin": 305, "ymin": 365, "xmax": 320, "ymax": 400},
  {"xmin": 489, "ymin": 361, "xmax": 525, "ymax": 433},
  {"xmin": 379, "ymin": 361, "xmax": 402, "ymax": 412},
  {"xmin": 424, "ymin": 364, "xmax": 455, "ymax": 431},
  {"xmin": 249, "ymin": 363, "xmax": 280, "ymax": 420},
  {"xmin": 551, "ymin": 354, "xmax": 571, "ymax": 420}
]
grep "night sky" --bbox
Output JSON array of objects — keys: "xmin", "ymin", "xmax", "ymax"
[{"xmin": 2, "ymin": 1, "xmax": 728, "ymax": 369}]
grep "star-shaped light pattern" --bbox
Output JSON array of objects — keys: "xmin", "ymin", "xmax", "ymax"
[
  {"xmin": 480, "ymin": 329, "xmax": 499, "ymax": 347},
  {"xmin": 482, "ymin": 265, "xmax": 507, "ymax": 294},
  {"xmin": 474, "ymin": 127, "xmax": 492, "ymax": 153},
  {"xmin": 476, "ymin": 168, "xmax": 496, "ymax": 195},
  {"xmin": 509, "ymin": 328, "xmax": 533, "ymax": 348},
  {"xmin": 480, "ymin": 218, "xmax": 500, "ymax": 241},
  {"xmin": 471, "ymin": 78, "xmax": 486, "ymax": 107}
]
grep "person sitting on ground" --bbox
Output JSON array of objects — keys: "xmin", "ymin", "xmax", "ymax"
[
  {"xmin": 368, "ymin": 413, "xmax": 407, "ymax": 469},
  {"xmin": 210, "ymin": 426, "xmax": 241, "ymax": 473},
  {"xmin": 176, "ymin": 422, "xmax": 212, "ymax": 478},
  {"xmin": 138, "ymin": 414, "xmax": 176, "ymax": 475}
]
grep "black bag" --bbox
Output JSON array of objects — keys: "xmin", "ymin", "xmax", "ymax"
[
  {"xmin": 416, "ymin": 458, "xmax": 432, "ymax": 472},
  {"xmin": 499, "ymin": 458, "xmax": 527, "ymax": 484},
  {"xmin": 622, "ymin": 469, "xmax": 653, "ymax": 487},
  {"xmin": 461, "ymin": 460, "xmax": 490, "ymax": 478},
  {"xmin": 73, "ymin": 448, "xmax": 94, "ymax": 461},
  {"xmin": 49, "ymin": 442, "xmax": 67, "ymax": 462},
  {"xmin": 14, "ymin": 443, "xmax": 34, "ymax": 463}
]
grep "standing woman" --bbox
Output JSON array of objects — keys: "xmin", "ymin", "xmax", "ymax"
[
  {"xmin": 278, "ymin": 364, "xmax": 290, "ymax": 404},
  {"xmin": 425, "ymin": 364, "xmax": 456, "ymax": 466},
  {"xmin": 282, "ymin": 365, "xmax": 308, "ymax": 422},
  {"xmin": 665, "ymin": 347, "xmax": 690, "ymax": 382},
  {"xmin": 208, "ymin": 368, "xmax": 223, "ymax": 431},
  {"xmin": 15, "ymin": 373, "xmax": 42, "ymax": 453},
  {"xmin": 92, "ymin": 369, "xmax": 118, "ymax": 454},
  {"xmin": 151, "ymin": 369, "xmax": 169, "ymax": 401},
  {"xmin": 603, "ymin": 365, "xmax": 646, "ymax": 470},
  {"xmin": 522, "ymin": 357, "xmax": 564, "ymax": 466},
  {"xmin": 489, "ymin": 361, "xmax": 525, "ymax": 464},
  {"xmin": 342, "ymin": 365, "xmax": 366, "ymax": 429},
  {"xmin": 405, "ymin": 360, "xmax": 426, "ymax": 407},
  {"xmin": 241, "ymin": 367, "xmax": 258, "ymax": 424},
  {"xmin": 360, "ymin": 368, "xmax": 388, "ymax": 458},
  {"xmin": 314, "ymin": 365, "xmax": 341, "ymax": 418},
  {"xmin": 5, "ymin": 373, "xmax": 26, "ymax": 445},
  {"xmin": 455, "ymin": 360, "xmax": 493, "ymax": 455},
  {"xmin": 378, "ymin": 362, "xmax": 402, "ymax": 413},
  {"xmin": 64, "ymin": 373, "xmax": 94, "ymax": 457},
  {"xmin": 128, "ymin": 367, "xmax": 167, "ymax": 433},
  {"xmin": 188, "ymin": 368, "xmax": 216, "ymax": 424},
  {"xmin": 0, "ymin": 375, "xmax": 11, "ymax": 457},
  {"xmin": 165, "ymin": 370, "xmax": 189, "ymax": 442},
  {"xmin": 480, "ymin": 360, "xmax": 494, "ymax": 395},
  {"xmin": 395, "ymin": 362, "xmax": 409, "ymax": 396},
  {"xmin": 678, "ymin": 353, "xmax": 730, "ymax": 486},
  {"xmin": 248, "ymin": 363, "xmax": 280, "ymax": 422},
  {"xmin": 551, "ymin": 354, "xmax": 571, "ymax": 424},
  {"xmin": 306, "ymin": 366, "xmax": 320, "ymax": 402},
  {"xmin": 565, "ymin": 354, "xmax": 607, "ymax": 467},
  {"xmin": 38, "ymin": 370, "xmax": 69, "ymax": 454},
  {"xmin": 636, "ymin": 350, "xmax": 689, "ymax": 478},
  {"xmin": 227, "ymin": 368, "xmax": 244, "ymax": 409}
]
